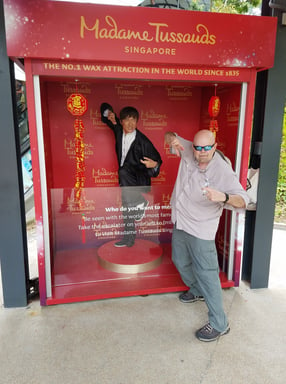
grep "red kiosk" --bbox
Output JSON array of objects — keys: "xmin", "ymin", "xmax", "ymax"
[{"xmin": 4, "ymin": 0, "xmax": 277, "ymax": 305}]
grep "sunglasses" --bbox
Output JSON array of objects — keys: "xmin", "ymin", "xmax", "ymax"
[{"xmin": 193, "ymin": 143, "xmax": 215, "ymax": 152}]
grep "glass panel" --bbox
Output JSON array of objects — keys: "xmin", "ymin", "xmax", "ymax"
[
  {"xmin": 50, "ymin": 185, "xmax": 177, "ymax": 299},
  {"xmin": 40, "ymin": 78, "xmax": 241, "ymax": 301}
]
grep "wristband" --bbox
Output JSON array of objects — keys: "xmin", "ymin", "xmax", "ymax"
[{"xmin": 223, "ymin": 193, "xmax": 229, "ymax": 203}]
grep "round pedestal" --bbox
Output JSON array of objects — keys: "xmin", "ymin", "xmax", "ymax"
[{"xmin": 97, "ymin": 239, "xmax": 163, "ymax": 274}]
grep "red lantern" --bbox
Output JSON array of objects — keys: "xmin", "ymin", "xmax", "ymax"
[{"xmin": 208, "ymin": 95, "xmax": 221, "ymax": 118}]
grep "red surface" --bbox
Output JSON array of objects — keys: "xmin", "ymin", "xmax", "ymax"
[
  {"xmin": 48, "ymin": 243, "xmax": 185, "ymax": 305},
  {"xmin": 31, "ymin": 60, "xmax": 256, "ymax": 83},
  {"xmin": 4, "ymin": 0, "xmax": 277, "ymax": 68},
  {"xmin": 40, "ymin": 79, "xmax": 242, "ymax": 190}
]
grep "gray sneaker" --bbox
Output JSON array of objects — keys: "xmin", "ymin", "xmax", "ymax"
[
  {"xmin": 179, "ymin": 291, "xmax": 204, "ymax": 303},
  {"xmin": 195, "ymin": 322, "xmax": 230, "ymax": 342}
]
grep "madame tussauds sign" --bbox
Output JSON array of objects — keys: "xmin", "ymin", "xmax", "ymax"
[
  {"xmin": 80, "ymin": 15, "xmax": 216, "ymax": 46},
  {"xmin": 4, "ymin": 0, "xmax": 277, "ymax": 67}
]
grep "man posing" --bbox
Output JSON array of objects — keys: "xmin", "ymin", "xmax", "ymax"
[
  {"xmin": 165, "ymin": 129, "xmax": 249, "ymax": 342},
  {"xmin": 101, "ymin": 103, "xmax": 162, "ymax": 247}
]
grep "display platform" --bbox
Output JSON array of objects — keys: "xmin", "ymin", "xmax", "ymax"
[
  {"xmin": 46, "ymin": 242, "xmax": 234, "ymax": 305},
  {"xmin": 98, "ymin": 239, "xmax": 163, "ymax": 274},
  {"xmin": 47, "ymin": 243, "xmax": 183, "ymax": 305}
]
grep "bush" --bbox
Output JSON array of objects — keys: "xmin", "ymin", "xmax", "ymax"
[{"xmin": 275, "ymin": 106, "xmax": 286, "ymax": 222}]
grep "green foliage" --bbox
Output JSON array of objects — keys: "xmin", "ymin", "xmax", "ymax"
[
  {"xmin": 189, "ymin": 0, "xmax": 261, "ymax": 14},
  {"xmin": 212, "ymin": 0, "xmax": 260, "ymax": 13},
  {"xmin": 275, "ymin": 107, "xmax": 286, "ymax": 222},
  {"xmin": 189, "ymin": 0, "xmax": 208, "ymax": 11}
]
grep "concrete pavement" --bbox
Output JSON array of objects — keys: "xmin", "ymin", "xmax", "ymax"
[{"xmin": 0, "ymin": 223, "xmax": 285, "ymax": 383}]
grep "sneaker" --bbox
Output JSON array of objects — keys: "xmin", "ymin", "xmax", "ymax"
[
  {"xmin": 114, "ymin": 239, "xmax": 135, "ymax": 248},
  {"xmin": 135, "ymin": 200, "xmax": 149, "ymax": 222},
  {"xmin": 195, "ymin": 322, "xmax": 230, "ymax": 342},
  {"xmin": 179, "ymin": 291, "xmax": 204, "ymax": 303}
]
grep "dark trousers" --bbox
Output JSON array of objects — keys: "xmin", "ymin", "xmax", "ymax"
[{"xmin": 118, "ymin": 167, "xmax": 148, "ymax": 241}]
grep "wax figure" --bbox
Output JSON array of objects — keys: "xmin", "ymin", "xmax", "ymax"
[
  {"xmin": 164, "ymin": 129, "xmax": 249, "ymax": 342},
  {"xmin": 101, "ymin": 103, "xmax": 162, "ymax": 247}
]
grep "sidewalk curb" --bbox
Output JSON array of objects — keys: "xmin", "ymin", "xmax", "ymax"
[{"xmin": 274, "ymin": 222, "xmax": 286, "ymax": 230}]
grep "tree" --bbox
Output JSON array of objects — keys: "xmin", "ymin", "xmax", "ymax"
[
  {"xmin": 275, "ymin": 107, "xmax": 286, "ymax": 222},
  {"xmin": 190, "ymin": 0, "xmax": 261, "ymax": 14}
]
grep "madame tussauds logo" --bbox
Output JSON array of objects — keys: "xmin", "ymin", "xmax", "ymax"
[{"xmin": 80, "ymin": 16, "xmax": 216, "ymax": 46}]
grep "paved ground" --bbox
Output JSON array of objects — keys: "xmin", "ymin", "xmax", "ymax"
[
  {"xmin": 269, "ymin": 224, "xmax": 286, "ymax": 289},
  {"xmin": 0, "ymin": 219, "xmax": 285, "ymax": 384},
  {"xmin": 0, "ymin": 277, "xmax": 285, "ymax": 383}
]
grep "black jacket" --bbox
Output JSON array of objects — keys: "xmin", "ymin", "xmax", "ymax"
[{"xmin": 101, "ymin": 103, "xmax": 162, "ymax": 187}]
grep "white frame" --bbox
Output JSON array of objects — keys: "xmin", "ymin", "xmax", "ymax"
[{"xmin": 33, "ymin": 75, "xmax": 52, "ymax": 298}]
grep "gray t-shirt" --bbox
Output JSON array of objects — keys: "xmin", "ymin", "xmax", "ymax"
[{"xmin": 170, "ymin": 136, "xmax": 249, "ymax": 240}]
